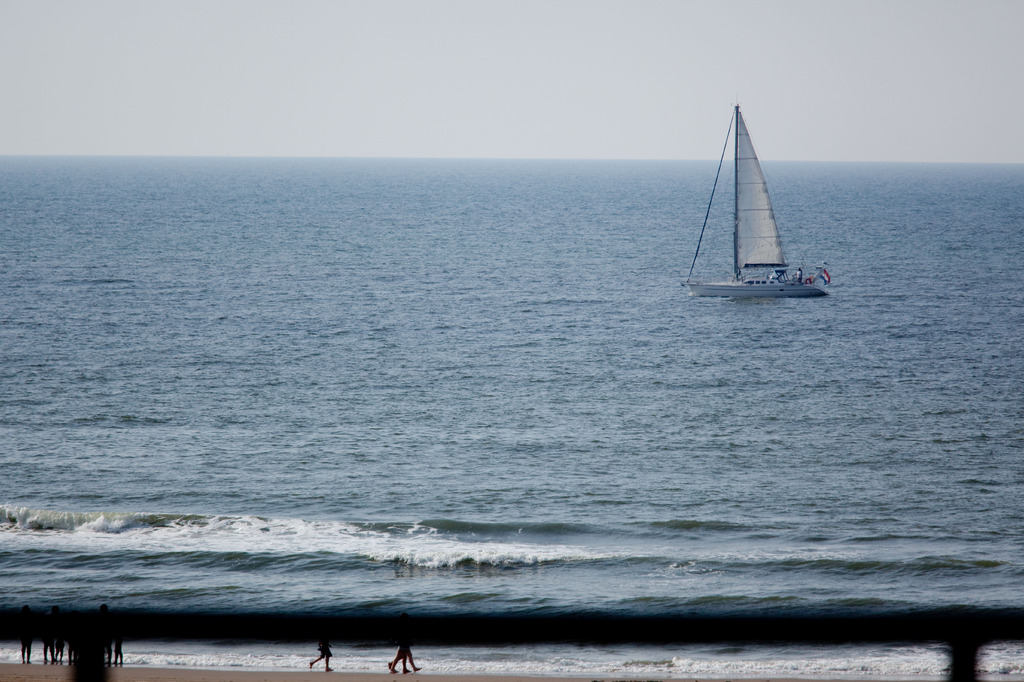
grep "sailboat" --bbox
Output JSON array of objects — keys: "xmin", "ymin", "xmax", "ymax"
[{"xmin": 687, "ymin": 106, "xmax": 830, "ymax": 298}]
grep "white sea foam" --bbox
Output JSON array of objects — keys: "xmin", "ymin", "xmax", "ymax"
[
  {"xmin": 0, "ymin": 504, "xmax": 613, "ymax": 568},
  {"xmin": 2, "ymin": 641, "xmax": 1021, "ymax": 679},
  {"xmin": 0, "ymin": 503, "xmax": 990, "ymax": 573}
]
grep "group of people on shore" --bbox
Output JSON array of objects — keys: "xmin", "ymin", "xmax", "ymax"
[
  {"xmin": 309, "ymin": 612, "xmax": 421, "ymax": 674},
  {"xmin": 19, "ymin": 604, "xmax": 418, "ymax": 674},
  {"xmin": 18, "ymin": 604, "xmax": 123, "ymax": 666}
]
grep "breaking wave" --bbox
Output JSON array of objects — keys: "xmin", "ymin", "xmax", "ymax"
[
  {"xmin": 1, "ymin": 505, "xmax": 205, "ymax": 533},
  {"xmin": 0, "ymin": 504, "xmax": 615, "ymax": 569}
]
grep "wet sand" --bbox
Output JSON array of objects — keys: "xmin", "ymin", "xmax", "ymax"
[{"xmin": 0, "ymin": 664, "xmax": 908, "ymax": 682}]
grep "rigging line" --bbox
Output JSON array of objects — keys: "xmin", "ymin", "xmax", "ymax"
[{"xmin": 687, "ymin": 111, "xmax": 734, "ymax": 282}]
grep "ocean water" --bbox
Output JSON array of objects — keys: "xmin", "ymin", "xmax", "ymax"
[{"xmin": 1, "ymin": 157, "xmax": 1023, "ymax": 677}]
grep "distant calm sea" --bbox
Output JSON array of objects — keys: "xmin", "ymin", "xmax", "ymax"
[{"xmin": 2, "ymin": 157, "xmax": 1023, "ymax": 677}]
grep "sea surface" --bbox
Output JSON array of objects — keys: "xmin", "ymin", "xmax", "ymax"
[{"xmin": 2, "ymin": 157, "xmax": 1023, "ymax": 677}]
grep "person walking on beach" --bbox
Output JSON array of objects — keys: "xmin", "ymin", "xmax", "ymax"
[
  {"xmin": 310, "ymin": 639, "xmax": 333, "ymax": 671},
  {"xmin": 19, "ymin": 606, "xmax": 33, "ymax": 664},
  {"xmin": 387, "ymin": 613, "xmax": 421, "ymax": 674}
]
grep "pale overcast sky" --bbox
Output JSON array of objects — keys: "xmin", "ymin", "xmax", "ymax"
[{"xmin": 1, "ymin": 0, "xmax": 1021, "ymax": 162}]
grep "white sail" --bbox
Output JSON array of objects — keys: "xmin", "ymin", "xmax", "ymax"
[{"xmin": 734, "ymin": 108, "xmax": 786, "ymax": 272}]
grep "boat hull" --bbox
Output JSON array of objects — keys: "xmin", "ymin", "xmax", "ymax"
[{"xmin": 688, "ymin": 282, "xmax": 827, "ymax": 298}]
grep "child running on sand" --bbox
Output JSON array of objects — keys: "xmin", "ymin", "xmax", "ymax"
[{"xmin": 310, "ymin": 639, "xmax": 332, "ymax": 672}]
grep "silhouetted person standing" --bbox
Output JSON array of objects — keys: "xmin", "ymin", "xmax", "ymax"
[
  {"xmin": 19, "ymin": 606, "xmax": 33, "ymax": 663},
  {"xmin": 66, "ymin": 611, "xmax": 79, "ymax": 665},
  {"xmin": 113, "ymin": 630, "xmax": 123, "ymax": 666},
  {"xmin": 41, "ymin": 606, "xmax": 55, "ymax": 664},
  {"xmin": 99, "ymin": 604, "xmax": 113, "ymax": 666},
  {"xmin": 51, "ymin": 606, "xmax": 65, "ymax": 664}
]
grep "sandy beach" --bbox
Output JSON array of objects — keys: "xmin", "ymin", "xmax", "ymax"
[
  {"xmin": 0, "ymin": 666, "xmax": 696, "ymax": 682},
  {"xmin": 0, "ymin": 666, "xmax": 903, "ymax": 682}
]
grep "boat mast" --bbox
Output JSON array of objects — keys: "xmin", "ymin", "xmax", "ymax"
[{"xmin": 733, "ymin": 104, "xmax": 741, "ymax": 281}]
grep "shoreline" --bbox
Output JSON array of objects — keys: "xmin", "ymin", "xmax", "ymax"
[{"xmin": 0, "ymin": 666, "xmax": 923, "ymax": 682}]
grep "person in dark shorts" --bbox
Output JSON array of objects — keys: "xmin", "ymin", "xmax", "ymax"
[{"xmin": 310, "ymin": 639, "xmax": 333, "ymax": 671}]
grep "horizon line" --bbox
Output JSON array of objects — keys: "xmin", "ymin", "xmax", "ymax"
[{"xmin": 2, "ymin": 153, "xmax": 1021, "ymax": 166}]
